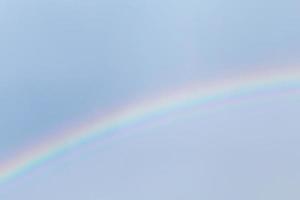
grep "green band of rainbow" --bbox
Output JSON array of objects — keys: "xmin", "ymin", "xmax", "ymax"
[{"xmin": 1, "ymin": 67, "xmax": 300, "ymax": 184}]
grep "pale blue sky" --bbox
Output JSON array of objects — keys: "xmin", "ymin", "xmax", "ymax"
[{"xmin": 0, "ymin": 0, "xmax": 300, "ymax": 199}]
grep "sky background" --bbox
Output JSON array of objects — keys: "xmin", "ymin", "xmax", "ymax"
[{"xmin": 0, "ymin": 0, "xmax": 300, "ymax": 199}]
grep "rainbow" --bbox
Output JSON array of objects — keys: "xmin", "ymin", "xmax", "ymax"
[{"xmin": 0, "ymin": 66, "xmax": 300, "ymax": 184}]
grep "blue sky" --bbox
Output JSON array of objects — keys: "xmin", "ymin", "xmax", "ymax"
[{"xmin": 0, "ymin": 0, "xmax": 300, "ymax": 199}]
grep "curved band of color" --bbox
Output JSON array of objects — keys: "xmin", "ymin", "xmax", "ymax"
[{"xmin": 1, "ymin": 67, "xmax": 300, "ymax": 184}]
